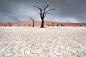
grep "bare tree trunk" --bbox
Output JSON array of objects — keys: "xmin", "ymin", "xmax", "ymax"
[
  {"xmin": 9, "ymin": 22, "xmax": 10, "ymax": 27},
  {"xmin": 41, "ymin": 18, "xmax": 44, "ymax": 27},
  {"xmin": 34, "ymin": 5, "xmax": 55, "ymax": 28},
  {"xmin": 32, "ymin": 21, "xmax": 34, "ymax": 27},
  {"xmin": 52, "ymin": 22, "xmax": 54, "ymax": 27},
  {"xmin": 30, "ymin": 17, "xmax": 34, "ymax": 27}
]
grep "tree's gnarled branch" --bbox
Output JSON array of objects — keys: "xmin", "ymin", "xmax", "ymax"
[
  {"xmin": 44, "ymin": 12, "xmax": 50, "ymax": 17},
  {"xmin": 41, "ymin": 5, "xmax": 44, "ymax": 9},
  {"xmin": 34, "ymin": 5, "xmax": 55, "ymax": 17},
  {"xmin": 33, "ymin": 6, "xmax": 43, "ymax": 11},
  {"xmin": 33, "ymin": 6, "xmax": 40, "ymax": 9},
  {"xmin": 40, "ymin": 9, "xmax": 42, "ymax": 14},
  {"xmin": 33, "ymin": 5, "xmax": 55, "ymax": 27},
  {"xmin": 45, "ymin": 12, "xmax": 50, "ymax": 14},
  {"xmin": 30, "ymin": 17, "xmax": 34, "ymax": 21},
  {"xmin": 44, "ymin": 5, "xmax": 49, "ymax": 10},
  {"xmin": 33, "ymin": 6, "xmax": 42, "ymax": 14},
  {"xmin": 46, "ymin": 8, "xmax": 55, "ymax": 13},
  {"xmin": 43, "ymin": 8, "xmax": 55, "ymax": 17},
  {"xmin": 38, "ymin": 12, "xmax": 41, "ymax": 15}
]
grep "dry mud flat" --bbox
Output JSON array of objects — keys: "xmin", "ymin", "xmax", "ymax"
[{"xmin": 0, "ymin": 26, "xmax": 86, "ymax": 57}]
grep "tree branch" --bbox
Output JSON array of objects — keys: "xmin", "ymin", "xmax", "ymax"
[
  {"xmin": 40, "ymin": 9, "xmax": 42, "ymax": 14},
  {"xmin": 43, "ymin": 8, "xmax": 55, "ymax": 17},
  {"xmin": 44, "ymin": 12, "xmax": 50, "ymax": 17},
  {"xmin": 44, "ymin": 5, "xmax": 49, "ymax": 10},
  {"xmin": 33, "ymin": 6, "xmax": 40, "ymax": 9},
  {"xmin": 38, "ymin": 12, "xmax": 41, "ymax": 15},
  {"xmin": 44, "ymin": 14, "xmax": 46, "ymax": 17},
  {"xmin": 41, "ymin": 5, "xmax": 44, "ymax": 9},
  {"xmin": 46, "ymin": 8, "xmax": 55, "ymax": 13},
  {"xmin": 30, "ymin": 17, "xmax": 34, "ymax": 21},
  {"xmin": 34, "ymin": 5, "xmax": 55, "ymax": 18}
]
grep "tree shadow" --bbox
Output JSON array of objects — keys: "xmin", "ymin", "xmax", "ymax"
[{"xmin": 40, "ymin": 26, "xmax": 46, "ymax": 28}]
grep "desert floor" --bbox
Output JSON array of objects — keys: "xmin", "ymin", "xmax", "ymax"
[{"xmin": 0, "ymin": 26, "xmax": 86, "ymax": 57}]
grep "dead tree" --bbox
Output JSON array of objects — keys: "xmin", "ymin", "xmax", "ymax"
[
  {"xmin": 24, "ymin": 24, "xmax": 25, "ymax": 26},
  {"xmin": 57, "ymin": 24, "xmax": 59, "ymax": 26},
  {"xmin": 17, "ymin": 23, "xmax": 20, "ymax": 26},
  {"xmin": 4, "ymin": 25, "xmax": 5, "ymax": 26},
  {"xmin": 30, "ymin": 17, "xmax": 34, "ymax": 27},
  {"xmin": 34, "ymin": 5, "xmax": 55, "ymax": 27},
  {"xmin": 79, "ymin": 25, "xmax": 82, "ymax": 26},
  {"xmin": 4, "ymin": 24, "xmax": 7, "ymax": 27},
  {"xmin": 61, "ymin": 23, "xmax": 64, "ymax": 26},
  {"xmin": 17, "ymin": 23, "xmax": 18, "ymax": 26},
  {"xmin": 47, "ymin": 24, "xmax": 49, "ymax": 27},
  {"xmin": 52, "ymin": 22, "xmax": 54, "ymax": 27},
  {"xmin": 9, "ymin": 22, "xmax": 10, "ymax": 26}
]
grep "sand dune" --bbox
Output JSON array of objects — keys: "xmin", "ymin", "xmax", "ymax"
[{"xmin": 0, "ymin": 21, "xmax": 86, "ymax": 26}]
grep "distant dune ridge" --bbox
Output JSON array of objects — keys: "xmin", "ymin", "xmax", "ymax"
[{"xmin": 0, "ymin": 21, "xmax": 86, "ymax": 26}]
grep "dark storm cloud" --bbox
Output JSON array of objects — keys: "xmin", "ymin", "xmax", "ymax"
[
  {"xmin": 54, "ymin": 0, "xmax": 86, "ymax": 22},
  {"xmin": 0, "ymin": 0, "xmax": 86, "ymax": 23}
]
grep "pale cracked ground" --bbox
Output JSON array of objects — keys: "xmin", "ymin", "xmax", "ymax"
[{"xmin": 0, "ymin": 26, "xmax": 86, "ymax": 57}]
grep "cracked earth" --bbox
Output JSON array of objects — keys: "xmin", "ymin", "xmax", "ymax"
[{"xmin": 0, "ymin": 26, "xmax": 86, "ymax": 57}]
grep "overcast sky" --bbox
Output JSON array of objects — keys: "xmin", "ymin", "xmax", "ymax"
[{"xmin": 0, "ymin": 0, "xmax": 86, "ymax": 23}]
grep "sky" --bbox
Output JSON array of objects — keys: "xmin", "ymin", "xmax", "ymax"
[{"xmin": 0, "ymin": 0, "xmax": 86, "ymax": 23}]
